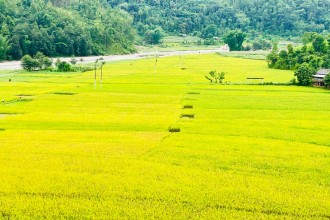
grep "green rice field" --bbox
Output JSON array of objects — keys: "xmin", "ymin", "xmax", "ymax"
[{"xmin": 0, "ymin": 54, "xmax": 329, "ymax": 219}]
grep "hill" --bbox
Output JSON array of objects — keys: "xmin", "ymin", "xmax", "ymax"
[
  {"xmin": 0, "ymin": 0, "xmax": 136, "ymax": 61},
  {"xmin": 107, "ymin": 0, "xmax": 330, "ymax": 38}
]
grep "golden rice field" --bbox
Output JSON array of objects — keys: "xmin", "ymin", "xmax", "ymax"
[{"xmin": 0, "ymin": 54, "xmax": 329, "ymax": 219}]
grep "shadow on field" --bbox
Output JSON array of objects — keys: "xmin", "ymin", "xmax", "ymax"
[
  {"xmin": 180, "ymin": 114, "xmax": 195, "ymax": 119},
  {"xmin": 182, "ymin": 105, "xmax": 193, "ymax": 109},
  {"xmin": 168, "ymin": 127, "xmax": 181, "ymax": 133},
  {"xmin": 53, "ymin": 92, "xmax": 77, "ymax": 95},
  {"xmin": 2, "ymin": 99, "xmax": 33, "ymax": 105}
]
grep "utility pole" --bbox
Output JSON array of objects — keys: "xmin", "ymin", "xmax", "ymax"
[
  {"xmin": 100, "ymin": 61, "xmax": 105, "ymax": 90},
  {"xmin": 94, "ymin": 59, "xmax": 99, "ymax": 89}
]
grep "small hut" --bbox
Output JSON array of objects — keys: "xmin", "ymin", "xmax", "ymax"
[{"xmin": 313, "ymin": 69, "xmax": 330, "ymax": 86}]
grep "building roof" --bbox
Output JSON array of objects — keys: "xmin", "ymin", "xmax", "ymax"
[
  {"xmin": 313, "ymin": 69, "xmax": 330, "ymax": 80},
  {"xmin": 316, "ymin": 69, "xmax": 330, "ymax": 75}
]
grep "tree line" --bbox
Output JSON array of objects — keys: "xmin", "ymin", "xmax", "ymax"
[
  {"xmin": 107, "ymin": 0, "xmax": 330, "ymax": 40},
  {"xmin": 267, "ymin": 32, "xmax": 330, "ymax": 86},
  {"xmin": 0, "ymin": 0, "xmax": 136, "ymax": 61}
]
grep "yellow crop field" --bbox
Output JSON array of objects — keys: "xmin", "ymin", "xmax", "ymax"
[{"xmin": 0, "ymin": 54, "xmax": 329, "ymax": 219}]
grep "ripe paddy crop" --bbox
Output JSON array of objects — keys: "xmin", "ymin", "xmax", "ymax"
[{"xmin": 0, "ymin": 54, "xmax": 329, "ymax": 219}]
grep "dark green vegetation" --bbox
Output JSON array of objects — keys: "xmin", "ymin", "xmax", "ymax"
[
  {"xmin": 0, "ymin": 0, "xmax": 135, "ymax": 61},
  {"xmin": 205, "ymin": 70, "xmax": 225, "ymax": 83},
  {"xmin": 325, "ymin": 74, "xmax": 330, "ymax": 87},
  {"xmin": 268, "ymin": 33, "xmax": 330, "ymax": 70},
  {"xmin": 21, "ymin": 52, "xmax": 52, "ymax": 71},
  {"xmin": 267, "ymin": 33, "xmax": 330, "ymax": 85},
  {"xmin": 2, "ymin": 0, "xmax": 330, "ymax": 61},
  {"xmin": 294, "ymin": 63, "xmax": 315, "ymax": 86},
  {"xmin": 224, "ymin": 30, "xmax": 246, "ymax": 51},
  {"xmin": 108, "ymin": 0, "xmax": 330, "ymax": 39}
]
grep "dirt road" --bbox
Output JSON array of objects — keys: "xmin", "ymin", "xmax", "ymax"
[{"xmin": 0, "ymin": 49, "xmax": 225, "ymax": 71}]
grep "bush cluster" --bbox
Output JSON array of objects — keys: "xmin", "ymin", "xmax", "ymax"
[
  {"xmin": 21, "ymin": 52, "xmax": 52, "ymax": 71},
  {"xmin": 267, "ymin": 32, "xmax": 330, "ymax": 85}
]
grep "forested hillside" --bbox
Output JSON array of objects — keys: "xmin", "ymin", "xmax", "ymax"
[
  {"xmin": 1, "ymin": 0, "xmax": 330, "ymax": 61},
  {"xmin": 0, "ymin": 0, "xmax": 136, "ymax": 61},
  {"xmin": 108, "ymin": 0, "xmax": 330, "ymax": 38}
]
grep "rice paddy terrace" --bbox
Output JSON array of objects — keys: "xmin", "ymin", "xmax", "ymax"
[{"xmin": 0, "ymin": 54, "xmax": 329, "ymax": 219}]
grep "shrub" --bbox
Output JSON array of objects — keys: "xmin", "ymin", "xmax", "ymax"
[
  {"xmin": 56, "ymin": 61, "xmax": 73, "ymax": 72},
  {"xmin": 205, "ymin": 70, "xmax": 225, "ymax": 83},
  {"xmin": 144, "ymin": 28, "xmax": 163, "ymax": 44},
  {"xmin": 21, "ymin": 52, "xmax": 52, "ymax": 71},
  {"xmin": 43, "ymin": 57, "xmax": 53, "ymax": 69},
  {"xmin": 21, "ymin": 55, "xmax": 40, "ymax": 71}
]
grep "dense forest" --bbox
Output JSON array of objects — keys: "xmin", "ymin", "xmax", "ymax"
[
  {"xmin": 1, "ymin": 0, "xmax": 330, "ymax": 61},
  {"xmin": 108, "ymin": 0, "xmax": 330, "ymax": 39},
  {"xmin": 0, "ymin": 0, "xmax": 136, "ymax": 61}
]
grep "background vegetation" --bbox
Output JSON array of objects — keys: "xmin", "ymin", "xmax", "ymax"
[
  {"xmin": 268, "ymin": 33, "xmax": 330, "ymax": 70},
  {"xmin": 267, "ymin": 32, "xmax": 330, "ymax": 85},
  {"xmin": 108, "ymin": 0, "xmax": 330, "ymax": 39},
  {"xmin": 0, "ymin": 0, "xmax": 136, "ymax": 61}
]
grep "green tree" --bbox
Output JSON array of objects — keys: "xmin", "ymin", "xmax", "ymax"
[
  {"xmin": 223, "ymin": 30, "xmax": 246, "ymax": 51},
  {"xmin": 9, "ymin": 36, "xmax": 22, "ymax": 60},
  {"xmin": 21, "ymin": 54, "xmax": 40, "ymax": 71},
  {"xmin": 0, "ymin": 35, "xmax": 10, "ymax": 61},
  {"xmin": 205, "ymin": 70, "xmax": 225, "ymax": 83},
  {"xmin": 294, "ymin": 63, "xmax": 314, "ymax": 86},
  {"xmin": 43, "ymin": 57, "xmax": 53, "ymax": 69},
  {"xmin": 201, "ymin": 24, "xmax": 218, "ymax": 39},
  {"xmin": 56, "ymin": 61, "xmax": 72, "ymax": 72},
  {"xmin": 144, "ymin": 28, "xmax": 163, "ymax": 45},
  {"xmin": 324, "ymin": 74, "xmax": 330, "ymax": 88},
  {"xmin": 322, "ymin": 54, "xmax": 330, "ymax": 68},
  {"xmin": 34, "ymin": 51, "xmax": 45, "ymax": 69},
  {"xmin": 302, "ymin": 32, "xmax": 318, "ymax": 45},
  {"xmin": 312, "ymin": 35, "xmax": 327, "ymax": 54},
  {"xmin": 267, "ymin": 51, "xmax": 278, "ymax": 68}
]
